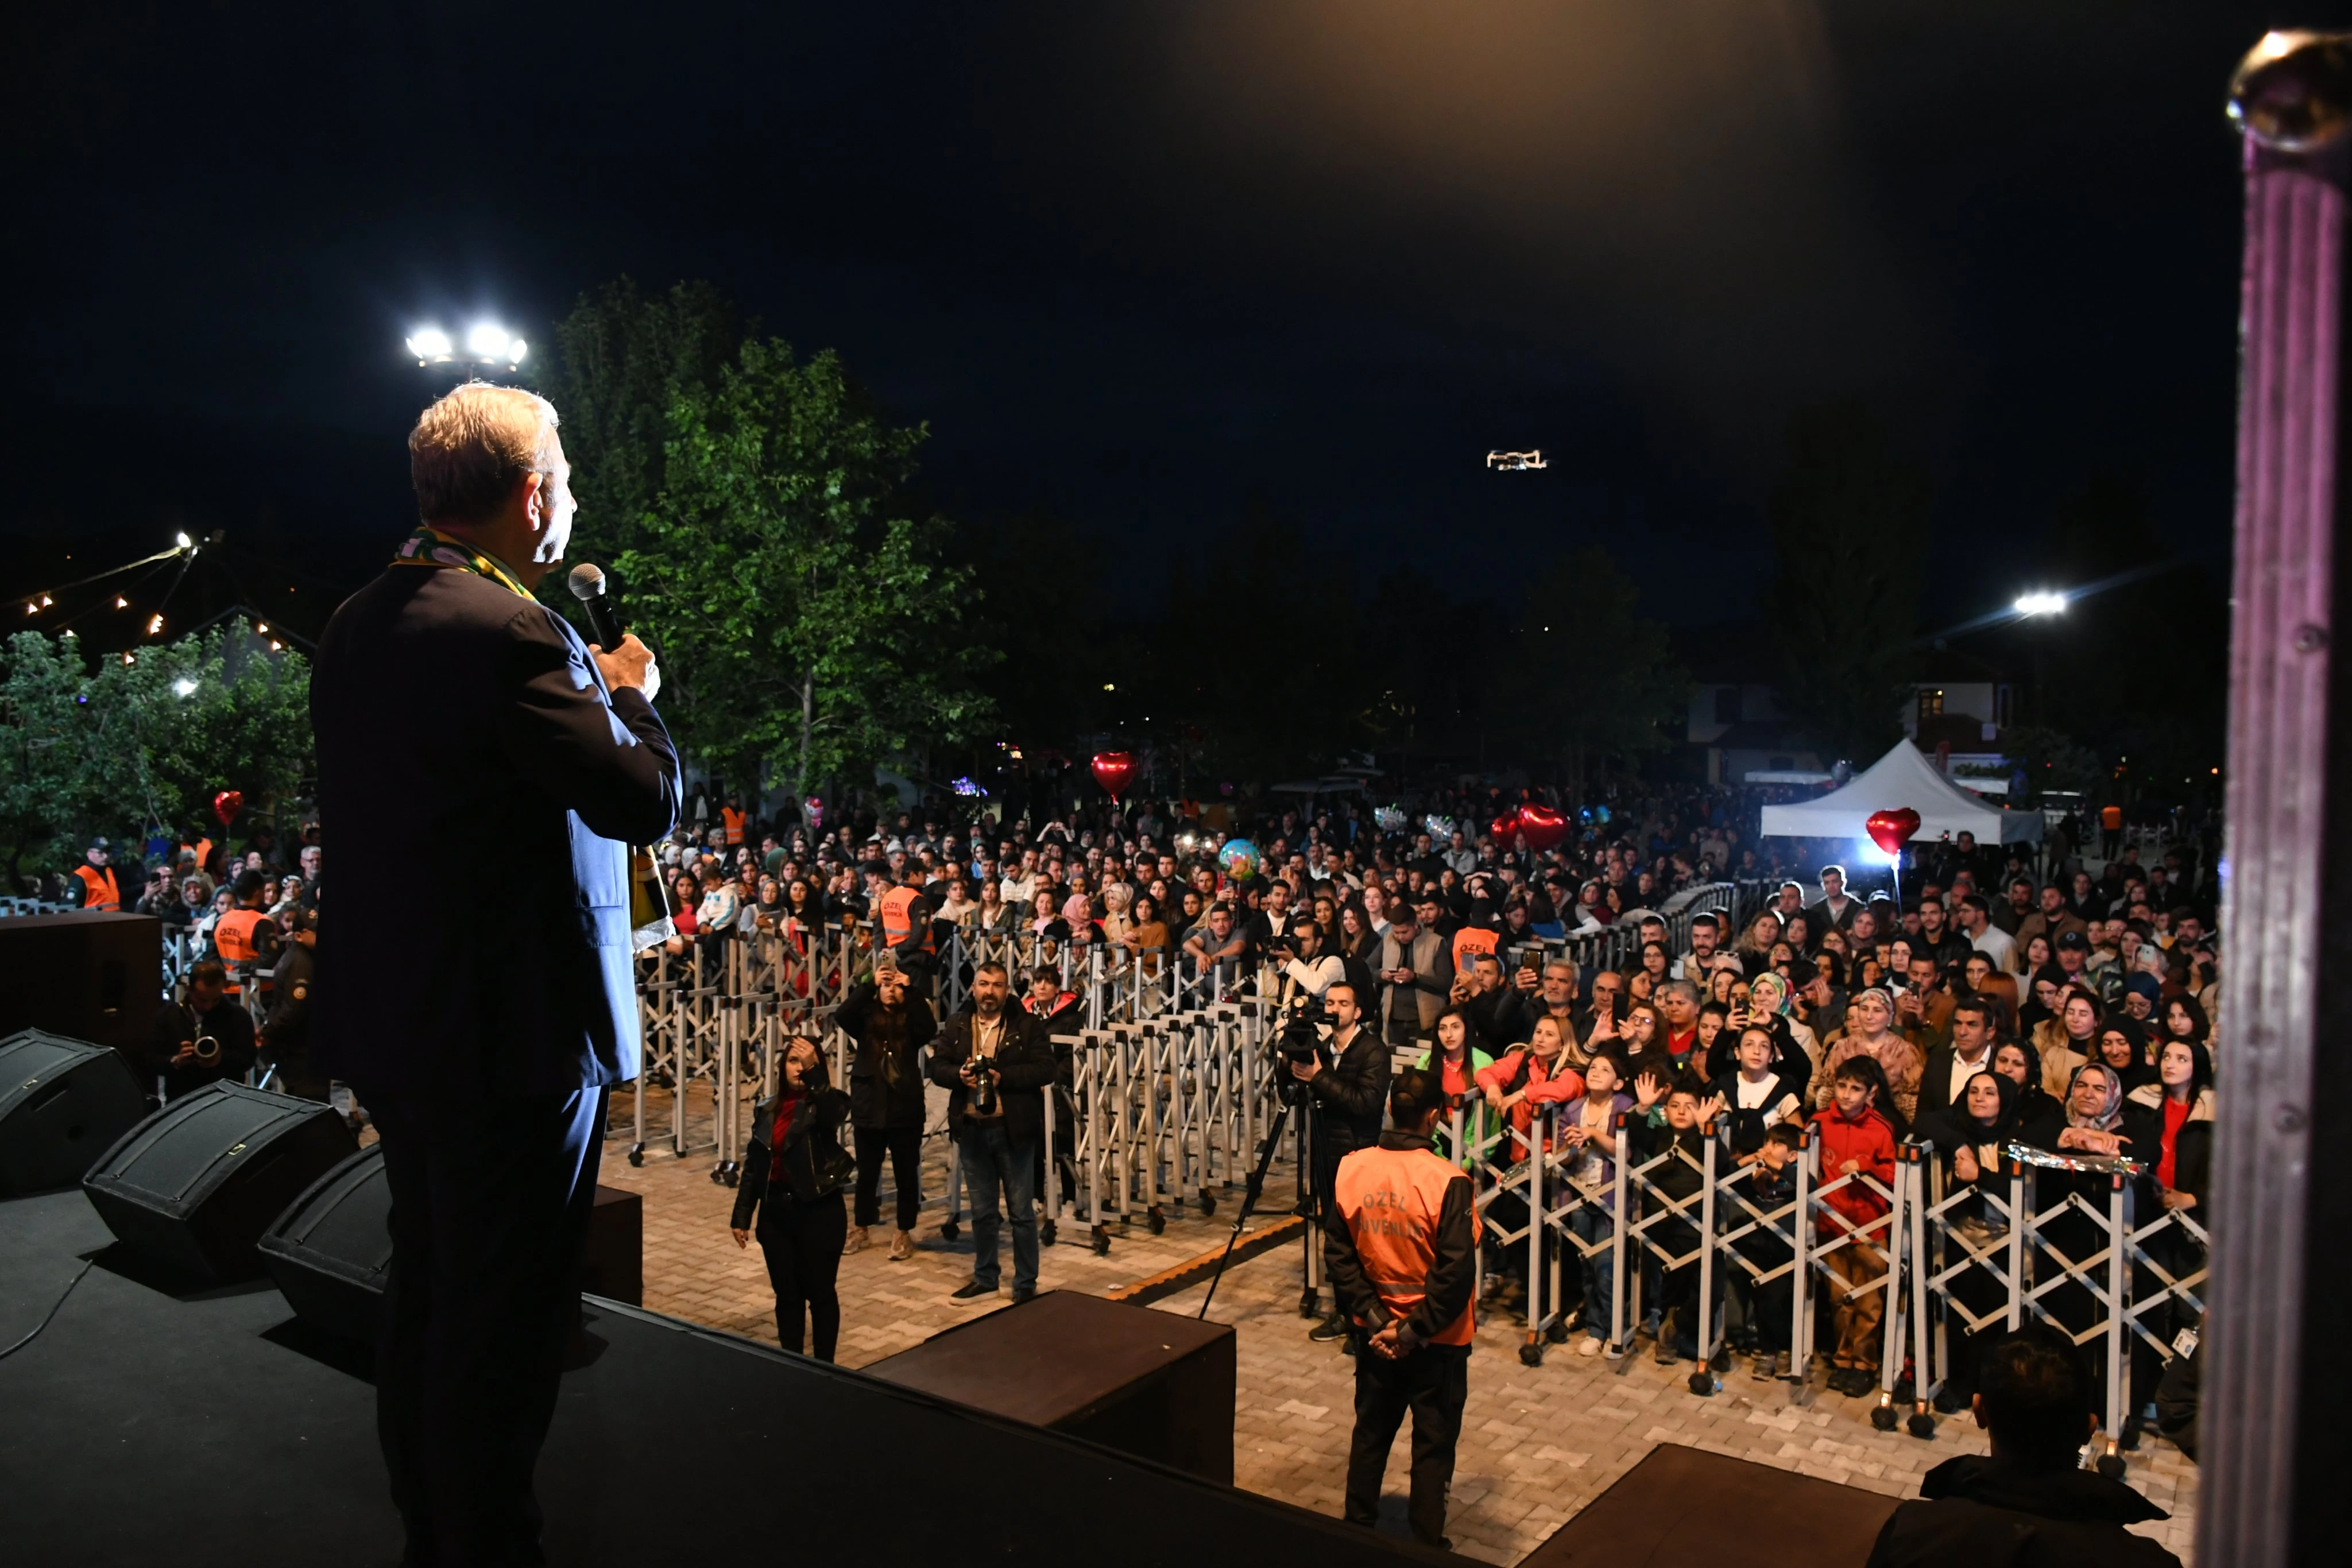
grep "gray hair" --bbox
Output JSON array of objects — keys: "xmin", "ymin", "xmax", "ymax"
[
  {"xmin": 1659, "ymin": 978, "xmax": 1700, "ymax": 1006},
  {"xmin": 409, "ymin": 381, "xmax": 562, "ymax": 525}
]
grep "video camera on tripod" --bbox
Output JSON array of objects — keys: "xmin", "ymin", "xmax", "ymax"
[{"xmin": 1269, "ymin": 991, "xmax": 1332, "ymax": 1106}]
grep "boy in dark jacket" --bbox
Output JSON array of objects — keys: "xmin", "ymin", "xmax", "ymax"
[
  {"xmin": 1629, "ymin": 1071, "xmax": 1710, "ymax": 1364},
  {"xmin": 1732, "ymin": 1124, "xmax": 1802, "ymax": 1380}
]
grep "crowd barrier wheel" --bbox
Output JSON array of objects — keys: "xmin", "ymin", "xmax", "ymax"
[
  {"xmin": 1906, "ymin": 1408, "xmax": 1936, "ymax": 1439},
  {"xmin": 1545, "ymin": 1321, "xmax": 1570, "ymax": 1345},
  {"xmin": 941, "ymin": 1218, "xmax": 961, "ymax": 1242},
  {"xmin": 1688, "ymin": 1371, "xmax": 1716, "ymax": 1397},
  {"xmin": 2095, "ymin": 1448, "xmax": 2127, "ymax": 1480},
  {"xmin": 1197, "ymin": 1189, "xmax": 1217, "ymax": 1217},
  {"xmin": 1870, "ymin": 1395, "xmax": 1899, "ymax": 1431},
  {"xmin": 1090, "ymin": 1225, "xmax": 1111, "ymax": 1256},
  {"xmin": 1518, "ymin": 1337, "xmax": 1544, "ymax": 1367},
  {"xmin": 1040, "ymin": 1218, "xmax": 1058, "ymax": 1245},
  {"xmin": 1147, "ymin": 1205, "xmax": 1166, "ymax": 1236},
  {"xmin": 627, "ymin": 1143, "xmax": 645, "ymax": 1168}
]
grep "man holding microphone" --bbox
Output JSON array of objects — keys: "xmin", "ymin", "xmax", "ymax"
[
  {"xmin": 1325, "ymin": 1068, "xmax": 1477, "ymax": 1550},
  {"xmin": 314, "ymin": 381, "xmax": 679, "ymax": 1565}
]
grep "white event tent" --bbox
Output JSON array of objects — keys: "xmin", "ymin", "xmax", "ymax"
[{"xmin": 1758, "ymin": 740, "xmax": 2043, "ymax": 845}]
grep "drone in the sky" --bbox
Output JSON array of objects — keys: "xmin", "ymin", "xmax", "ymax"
[{"xmin": 1487, "ymin": 450, "xmax": 1547, "ymax": 471}]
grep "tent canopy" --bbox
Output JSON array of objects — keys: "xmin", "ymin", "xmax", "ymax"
[{"xmin": 1758, "ymin": 740, "xmax": 2042, "ymax": 846}]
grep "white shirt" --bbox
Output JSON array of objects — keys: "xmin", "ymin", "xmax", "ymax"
[
  {"xmin": 1948, "ymin": 1046, "xmax": 1994, "ymax": 1108},
  {"xmin": 1971, "ymin": 923, "xmax": 2020, "ymax": 974}
]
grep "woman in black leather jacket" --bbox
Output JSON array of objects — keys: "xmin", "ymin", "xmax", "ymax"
[{"xmin": 731, "ymin": 1036, "xmax": 854, "ymax": 1360}]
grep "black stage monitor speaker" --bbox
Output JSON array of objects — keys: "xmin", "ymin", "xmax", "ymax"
[
  {"xmin": 0, "ymin": 911, "xmax": 161, "ymax": 1052},
  {"xmin": 83, "ymin": 1083, "xmax": 357, "ymax": 1286},
  {"xmin": 258, "ymin": 1144, "xmax": 391, "ymax": 1344},
  {"xmin": 0, "ymin": 1029, "xmax": 150, "ymax": 1195}
]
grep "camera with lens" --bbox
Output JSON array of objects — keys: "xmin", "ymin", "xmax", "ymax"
[
  {"xmin": 966, "ymin": 1051, "xmax": 1000, "ymax": 1118},
  {"xmin": 1270, "ymin": 992, "xmax": 1330, "ymax": 1106}
]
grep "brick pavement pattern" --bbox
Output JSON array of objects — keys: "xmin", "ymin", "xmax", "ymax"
[{"xmin": 597, "ymin": 1102, "xmax": 2198, "ymax": 1565}]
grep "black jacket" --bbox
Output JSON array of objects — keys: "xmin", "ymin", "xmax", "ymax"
[
  {"xmin": 1866, "ymin": 1454, "xmax": 2180, "ymax": 1567},
  {"xmin": 835, "ymin": 981, "xmax": 937, "ymax": 1129},
  {"xmin": 154, "ymin": 997, "xmax": 257, "ymax": 1097},
  {"xmin": 1321, "ymin": 1129, "xmax": 1476, "ymax": 1352},
  {"xmin": 312, "ymin": 564, "xmax": 680, "ymax": 1103},
  {"xmin": 1306, "ymin": 1025, "xmax": 1391, "ymax": 1156},
  {"xmin": 1707, "ymin": 1069, "xmax": 1806, "ymax": 1155},
  {"xmin": 731, "ymin": 1087, "xmax": 853, "ymax": 1228},
  {"xmin": 927, "ymin": 1006, "xmax": 1059, "ymax": 1143}
]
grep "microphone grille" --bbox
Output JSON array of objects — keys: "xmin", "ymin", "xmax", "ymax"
[{"xmin": 566, "ymin": 562, "xmax": 608, "ymax": 601}]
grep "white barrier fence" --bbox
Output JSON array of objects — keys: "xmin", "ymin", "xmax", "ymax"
[{"xmin": 1441, "ymin": 1094, "xmax": 2207, "ymax": 1470}]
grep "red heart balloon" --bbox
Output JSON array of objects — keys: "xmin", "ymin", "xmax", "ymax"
[
  {"xmin": 212, "ymin": 789, "xmax": 245, "ymax": 828},
  {"xmin": 1090, "ymin": 750, "xmax": 1137, "ymax": 803},
  {"xmin": 1515, "ymin": 803, "xmax": 1569, "ymax": 850},
  {"xmin": 1864, "ymin": 807, "xmax": 1921, "ymax": 856},
  {"xmin": 1488, "ymin": 810, "xmax": 1522, "ymax": 842}
]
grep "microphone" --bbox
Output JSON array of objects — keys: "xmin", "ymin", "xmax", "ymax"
[{"xmin": 566, "ymin": 562, "xmax": 626, "ymax": 651}]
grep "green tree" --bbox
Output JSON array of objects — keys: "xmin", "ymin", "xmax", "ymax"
[
  {"xmin": 0, "ymin": 630, "xmax": 105, "ymax": 887},
  {"xmin": 539, "ymin": 277, "xmax": 740, "ymax": 574},
  {"xmin": 1765, "ymin": 401, "xmax": 1928, "ymax": 764},
  {"xmin": 0, "ymin": 622, "xmax": 311, "ymax": 891},
  {"xmin": 1515, "ymin": 547, "xmax": 1689, "ymax": 796},
  {"xmin": 620, "ymin": 340, "xmax": 994, "ymax": 826}
]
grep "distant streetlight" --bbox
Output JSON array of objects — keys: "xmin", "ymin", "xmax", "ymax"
[
  {"xmin": 2013, "ymin": 591, "xmax": 2069, "ymax": 617},
  {"xmin": 172, "ymin": 677, "xmax": 199, "ymax": 698},
  {"xmin": 407, "ymin": 322, "xmax": 527, "ymax": 371}
]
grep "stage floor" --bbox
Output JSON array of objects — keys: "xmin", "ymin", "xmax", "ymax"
[{"xmin": 0, "ymin": 1190, "xmax": 1444, "ymax": 1568}]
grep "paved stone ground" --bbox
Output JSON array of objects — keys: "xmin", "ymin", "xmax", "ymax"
[{"xmin": 595, "ymin": 1090, "xmax": 2198, "ymax": 1563}]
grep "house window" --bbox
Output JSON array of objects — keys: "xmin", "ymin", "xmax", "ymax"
[
  {"xmin": 1714, "ymin": 687, "xmax": 1740, "ymax": 725},
  {"xmin": 1918, "ymin": 688, "xmax": 1945, "ymax": 721}
]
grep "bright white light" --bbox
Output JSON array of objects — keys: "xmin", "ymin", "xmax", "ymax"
[
  {"xmin": 145, "ymin": 614, "xmax": 163, "ymax": 636},
  {"xmin": 466, "ymin": 322, "xmax": 513, "ymax": 359},
  {"xmin": 1858, "ymin": 841, "xmax": 1903, "ymax": 869},
  {"xmin": 172, "ymin": 677, "xmax": 199, "ymax": 698},
  {"xmin": 2013, "ymin": 591, "xmax": 2068, "ymax": 617},
  {"xmin": 175, "ymin": 531, "xmax": 193, "ymax": 549},
  {"xmin": 508, "ymin": 338, "xmax": 527, "ymax": 363},
  {"xmin": 254, "ymin": 623, "xmax": 268, "ymax": 634},
  {"xmin": 408, "ymin": 327, "xmax": 453, "ymax": 361}
]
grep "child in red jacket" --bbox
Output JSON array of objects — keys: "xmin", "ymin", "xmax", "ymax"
[{"xmin": 1809, "ymin": 1056, "xmax": 1901, "ymax": 1396}]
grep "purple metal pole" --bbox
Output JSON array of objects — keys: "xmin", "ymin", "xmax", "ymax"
[{"xmin": 2208, "ymin": 31, "xmax": 2352, "ymax": 1568}]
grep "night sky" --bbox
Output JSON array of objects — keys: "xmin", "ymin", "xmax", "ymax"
[{"xmin": 6, "ymin": 2, "xmax": 2342, "ymax": 637}]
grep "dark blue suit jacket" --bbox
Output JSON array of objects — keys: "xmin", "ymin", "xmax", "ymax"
[{"xmin": 311, "ymin": 564, "xmax": 680, "ymax": 1104}]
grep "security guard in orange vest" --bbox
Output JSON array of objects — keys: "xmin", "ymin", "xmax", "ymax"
[
  {"xmin": 211, "ymin": 869, "xmax": 281, "ymax": 997},
  {"xmin": 1325, "ymin": 1067, "xmax": 1477, "ymax": 1549},
  {"xmin": 875, "ymin": 870, "xmax": 935, "ymax": 984},
  {"xmin": 71, "ymin": 838, "xmax": 121, "ymax": 911}
]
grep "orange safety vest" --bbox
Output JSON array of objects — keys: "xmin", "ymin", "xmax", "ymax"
[
  {"xmin": 721, "ymin": 806, "xmax": 745, "ymax": 846},
  {"xmin": 2100, "ymin": 805, "xmax": 2123, "ymax": 831},
  {"xmin": 214, "ymin": 908, "xmax": 272, "ymax": 993},
  {"xmin": 73, "ymin": 864, "xmax": 120, "ymax": 911},
  {"xmin": 1450, "ymin": 926, "xmax": 1498, "ymax": 975},
  {"xmin": 879, "ymin": 885, "xmax": 933, "ymax": 955},
  {"xmin": 1334, "ymin": 1143, "xmax": 1475, "ymax": 1346}
]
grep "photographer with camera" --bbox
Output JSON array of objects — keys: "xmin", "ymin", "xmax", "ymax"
[
  {"xmin": 1293, "ymin": 980, "xmax": 1391, "ymax": 1342},
  {"xmin": 1325, "ymin": 1067, "xmax": 1476, "ymax": 1550},
  {"xmin": 929, "ymin": 960, "xmax": 1058, "ymax": 1303}
]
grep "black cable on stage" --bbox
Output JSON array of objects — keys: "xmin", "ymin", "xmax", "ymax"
[{"xmin": 0, "ymin": 1258, "xmax": 94, "ymax": 1361}]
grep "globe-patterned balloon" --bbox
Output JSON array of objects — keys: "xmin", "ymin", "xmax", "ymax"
[{"xmin": 1218, "ymin": 838, "xmax": 1261, "ymax": 882}]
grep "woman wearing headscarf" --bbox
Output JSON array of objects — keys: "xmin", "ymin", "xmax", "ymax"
[
  {"xmin": 1742, "ymin": 970, "xmax": 1816, "ymax": 1088},
  {"xmin": 1918, "ymin": 1067, "xmax": 2021, "ymax": 1409},
  {"xmin": 1991, "ymin": 1038, "xmax": 2063, "ymax": 1145},
  {"xmin": 1807, "ymin": 987, "xmax": 1924, "ymax": 1126},
  {"xmin": 2094, "ymin": 1015, "xmax": 2158, "ymax": 1094}
]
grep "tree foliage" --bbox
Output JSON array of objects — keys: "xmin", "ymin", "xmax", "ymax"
[
  {"xmin": 0, "ymin": 622, "xmax": 311, "ymax": 886},
  {"xmin": 539, "ymin": 277, "xmax": 740, "ymax": 573},
  {"xmin": 1514, "ymin": 547, "xmax": 1689, "ymax": 792},
  {"xmin": 1766, "ymin": 401, "xmax": 1928, "ymax": 764},
  {"xmin": 617, "ymin": 340, "xmax": 993, "ymax": 821}
]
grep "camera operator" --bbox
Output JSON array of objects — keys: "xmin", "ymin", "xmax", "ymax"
[
  {"xmin": 1269, "ymin": 918, "xmax": 1373, "ymax": 1009},
  {"xmin": 837, "ymin": 954, "xmax": 937, "ymax": 1261},
  {"xmin": 1325, "ymin": 1067, "xmax": 1476, "ymax": 1551},
  {"xmin": 929, "ymin": 961, "xmax": 1058, "ymax": 1303},
  {"xmin": 1293, "ymin": 979, "xmax": 1391, "ymax": 1343},
  {"xmin": 153, "ymin": 959, "xmax": 256, "ymax": 1101}
]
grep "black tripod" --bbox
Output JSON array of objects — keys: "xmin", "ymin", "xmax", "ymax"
[{"xmin": 1197, "ymin": 1089, "xmax": 1318, "ymax": 1320}]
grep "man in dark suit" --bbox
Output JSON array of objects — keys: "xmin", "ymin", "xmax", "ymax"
[
  {"xmin": 314, "ymin": 381, "xmax": 680, "ymax": 1566},
  {"xmin": 1917, "ymin": 998, "xmax": 2000, "ymax": 1129}
]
